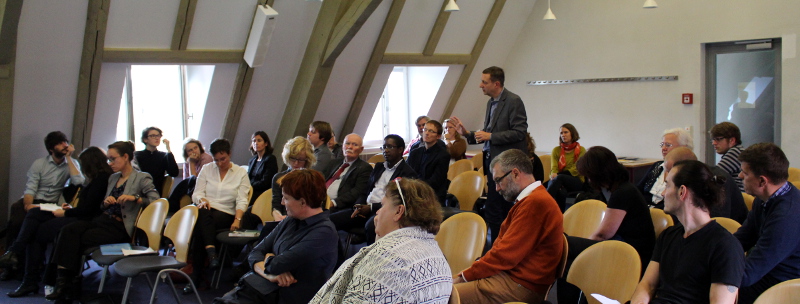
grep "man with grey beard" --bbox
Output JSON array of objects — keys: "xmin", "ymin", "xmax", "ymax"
[{"xmin": 453, "ymin": 149, "xmax": 563, "ymax": 304}]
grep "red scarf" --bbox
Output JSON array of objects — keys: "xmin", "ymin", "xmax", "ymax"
[{"xmin": 558, "ymin": 142, "xmax": 581, "ymax": 172}]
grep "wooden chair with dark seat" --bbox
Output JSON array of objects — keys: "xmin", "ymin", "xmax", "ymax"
[
  {"xmin": 448, "ymin": 171, "xmax": 485, "ymax": 212},
  {"xmin": 712, "ymin": 217, "xmax": 741, "ymax": 234},
  {"xmin": 435, "ymin": 212, "xmax": 487, "ymax": 276},
  {"xmin": 754, "ymin": 278, "xmax": 800, "ymax": 304},
  {"xmin": 566, "ymin": 240, "xmax": 641, "ymax": 304},
  {"xmin": 448, "ymin": 159, "xmax": 474, "ymax": 181},
  {"xmin": 470, "ymin": 151, "xmax": 483, "ymax": 170},
  {"xmin": 563, "ymin": 199, "xmax": 606, "ymax": 239},
  {"xmin": 367, "ymin": 153, "xmax": 385, "ymax": 164},
  {"xmin": 742, "ymin": 192, "xmax": 755, "ymax": 211},
  {"xmin": 650, "ymin": 208, "xmax": 674, "ymax": 239}
]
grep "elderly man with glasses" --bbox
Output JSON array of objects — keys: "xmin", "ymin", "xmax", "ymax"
[{"xmin": 636, "ymin": 128, "xmax": 694, "ymax": 209}]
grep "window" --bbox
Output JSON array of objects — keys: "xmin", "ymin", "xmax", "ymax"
[
  {"xmin": 116, "ymin": 65, "xmax": 215, "ymax": 162},
  {"xmin": 364, "ymin": 66, "xmax": 449, "ymax": 146}
]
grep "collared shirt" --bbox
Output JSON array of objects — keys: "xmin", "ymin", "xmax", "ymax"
[
  {"xmin": 327, "ymin": 159, "xmax": 356, "ymax": 203},
  {"xmin": 366, "ymin": 159, "xmax": 404, "ymax": 206},
  {"xmin": 193, "ymin": 162, "xmax": 251, "ymax": 215},
  {"xmin": 514, "ymin": 180, "xmax": 543, "ymax": 203},
  {"xmin": 762, "ymin": 182, "xmax": 792, "ymax": 208},
  {"xmin": 649, "ymin": 163, "xmax": 667, "ymax": 204},
  {"xmin": 483, "ymin": 88, "xmax": 505, "ymax": 151},
  {"xmin": 24, "ymin": 155, "xmax": 84, "ymax": 203}
]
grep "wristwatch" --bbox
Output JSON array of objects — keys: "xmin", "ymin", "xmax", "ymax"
[{"xmin": 134, "ymin": 194, "xmax": 141, "ymax": 201}]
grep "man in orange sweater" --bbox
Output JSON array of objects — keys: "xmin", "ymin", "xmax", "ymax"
[{"xmin": 453, "ymin": 149, "xmax": 564, "ymax": 304}]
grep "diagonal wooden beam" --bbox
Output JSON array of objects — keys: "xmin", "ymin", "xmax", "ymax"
[
  {"xmin": 171, "ymin": 0, "xmax": 198, "ymax": 50},
  {"xmin": 341, "ymin": 0, "xmax": 406, "ymax": 135},
  {"xmin": 321, "ymin": 0, "xmax": 382, "ymax": 67},
  {"xmin": 71, "ymin": 0, "xmax": 110, "ymax": 151},
  {"xmin": 381, "ymin": 53, "xmax": 470, "ymax": 65},
  {"xmin": 422, "ymin": 0, "xmax": 452, "ymax": 56},
  {"xmin": 0, "ymin": 0, "xmax": 24, "ymax": 224},
  {"xmin": 440, "ymin": 0, "xmax": 505, "ymax": 120},
  {"xmin": 103, "ymin": 49, "xmax": 244, "ymax": 63}
]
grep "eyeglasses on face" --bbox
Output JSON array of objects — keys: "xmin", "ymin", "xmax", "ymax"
[
  {"xmin": 380, "ymin": 145, "xmax": 400, "ymax": 151},
  {"xmin": 423, "ymin": 128, "xmax": 438, "ymax": 134},
  {"xmin": 493, "ymin": 170, "xmax": 512, "ymax": 184},
  {"xmin": 711, "ymin": 137, "xmax": 727, "ymax": 143},
  {"xmin": 147, "ymin": 134, "xmax": 162, "ymax": 139},
  {"xmin": 288, "ymin": 157, "xmax": 307, "ymax": 163},
  {"xmin": 659, "ymin": 142, "xmax": 674, "ymax": 148}
]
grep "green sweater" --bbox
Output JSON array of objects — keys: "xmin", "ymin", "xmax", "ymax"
[{"xmin": 550, "ymin": 146, "xmax": 586, "ymax": 182}]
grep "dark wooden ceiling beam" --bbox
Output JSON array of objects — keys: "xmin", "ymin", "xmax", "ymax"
[
  {"xmin": 71, "ymin": 0, "xmax": 110, "ymax": 151},
  {"xmin": 422, "ymin": 0, "xmax": 452, "ymax": 56}
]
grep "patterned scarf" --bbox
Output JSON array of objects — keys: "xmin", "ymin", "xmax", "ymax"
[{"xmin": 558, "ymin": 141, "xmax": 581, "ymax": 172}]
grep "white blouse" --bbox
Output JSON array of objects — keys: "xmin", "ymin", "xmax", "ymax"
[{"xmin": 193, "ymin": 162, "xmax": 251, "ymax": 215}]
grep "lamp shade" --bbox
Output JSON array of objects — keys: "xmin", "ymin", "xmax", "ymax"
[
  {"xmin": 543, "ymin": 8, "xmax": 556, "ymax": 20},
  {"xmin": 444, "ymin": 0, "xmax": 459, "ymax": 12},
  {"xmin": 643, "ymin": 0, "xmax": 658, "ymax": 8}
]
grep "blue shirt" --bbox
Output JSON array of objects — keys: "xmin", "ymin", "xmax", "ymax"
[{"xmin": 24, "ymin": 155, "xmax": 84, "ymax": 203}]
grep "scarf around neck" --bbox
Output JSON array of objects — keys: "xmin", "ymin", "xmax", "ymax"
[{"xmin": 558, "ymin": 141, "xmax": 581, "ymax": 172}]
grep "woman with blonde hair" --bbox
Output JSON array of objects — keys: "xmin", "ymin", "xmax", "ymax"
[
  {"xmin": 271, "ymin": 136, "xmax": 316, "ymax": 221},
  {"xmin": 310, "ymin": 178, "xmax": 452, "ymax": 303}
]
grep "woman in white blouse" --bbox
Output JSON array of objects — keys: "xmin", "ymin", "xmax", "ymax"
[{"xmin": 187, "ymin": 138, "xmax": 251, "ymax": 291}]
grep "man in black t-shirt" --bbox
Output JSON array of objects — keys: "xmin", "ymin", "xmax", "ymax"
[{"xmin": 630, "ymin": 160, "xmax": 744, "ymax": 304}]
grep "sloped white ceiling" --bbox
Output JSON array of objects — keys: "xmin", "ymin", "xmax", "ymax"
[
  {"xmin": 384, "ymin": 0, "xmax": 442, "ymax": 53},
  {"xmin": 436, "ymin": 0, "xmax": 494, "ymax": 54},
  {"xmin": 187, "ymin": 0, "xmax": 258, "ymax": 50},
  {"xmin": 105, "ymin": 0, "xmax": 180, "ymax": 48}
]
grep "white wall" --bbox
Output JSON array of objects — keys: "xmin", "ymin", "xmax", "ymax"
[{"xmin": 500, "ymin": 0, "xmax": 800, "ymax": 165}]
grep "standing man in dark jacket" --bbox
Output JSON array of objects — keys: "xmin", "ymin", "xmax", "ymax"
[{"xmin": 450, "ymin": 66, "xmax": 528, "ymax": 246}]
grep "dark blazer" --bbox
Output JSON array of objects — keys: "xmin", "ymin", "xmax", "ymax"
[
  {"xmin": 356, "ymin": 159, "xmax": 418, "ymax": 211},
  {"xmin": 407, "ymin": 140, "xmax": 451, "ymax": 203},
  {"xmin": 710, "ymin": 166, "xmax": 749, "ymax": 224},
  {"xmin": 464, "ymin": 89, "xmax": 528, "ymax": 159},
  {"xmin": 247, "ymin": 154, "xmax": 278, "ymax": 204},
  {"xmin": 326, "ymin": 158, "xmax": 372, "ymax": 212},
  {"xmin": 636, "ymin": 160, "xmax": 665, "ymax": 207}
]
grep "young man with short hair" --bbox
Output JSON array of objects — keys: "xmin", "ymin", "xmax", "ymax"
[{"xmin": 710, "ymin": 122, "xmax": 745, "ymax": 191}]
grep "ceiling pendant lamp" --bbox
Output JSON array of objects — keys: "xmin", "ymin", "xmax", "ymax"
[
  {"xmin": 643, "ymin": 0, "xmax": 658, "ymax": 9},
  {"xmin": 543, "ymin": 0, "xmax": 556, "ymax": 20},
  {"xmin": 444, "ymin": 0, "xmax": 460, "ymax": 12}
]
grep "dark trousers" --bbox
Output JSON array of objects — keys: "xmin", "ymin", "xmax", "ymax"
[
  {"xmin": 365, "ymin": 215, "xmax": 377, "ymax": 244},
  {"xmin": 483, "ymin": 153, "xmax": 514, "ymax": 247},
  {"xmin": 215, "ymin": 279, "xmax": 277, "ymax": 304},
  {"xmin": 738, "ymin": 274, "xmax": 782, "ymax": 304},
  {"xmin": 11, "ymin": 208, "xmax": 79, "ymax": 281},
  {"xmin": 191, "ymin": 208, "xmax": 234, "ymax": 279},
  {"xmin": 53, "ymin": 215, "xmax": 129, "ymax": 272},
  {"xmin": 329, "ymin": 209, "xmax": 368, "ymax": 232},
  {"xmin": 5, "ymin": 199, "xmax": 52, "ymax": 249},
  {"xmin": 547, "ymin": 173, "xmax": 584, "ymax": 212}
]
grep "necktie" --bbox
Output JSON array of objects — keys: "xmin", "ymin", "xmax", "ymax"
[{"xmin": 326, "ymin": 163, "xmax": 350, "ymax": 188}]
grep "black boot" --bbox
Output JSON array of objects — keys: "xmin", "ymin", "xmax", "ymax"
[
  {"xmin": 207, "ymin": 247, "xmax": 220, "ymax": 270},
  {"xmin": 7, "ymin": 280, "xmax": 38, "ymax": 298},
  {"xmin": 45, "ymin": 269, "xmax": 73, "ymax": 301},
  {"xmin": 0, "ymin": 251, "xmax": 20, "ymax": 270}
]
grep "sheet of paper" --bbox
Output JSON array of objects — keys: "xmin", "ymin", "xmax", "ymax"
[
  {"xmin": 38, "ymin": 203, "xmax": 61, "ymax": 212},
  {"xmin": 591, "ymin": 293, "xmax": 621, "ymax": 304},
  {"xmin": 122, "ymin": 248, "xmax": 156, "ymax": 256}
]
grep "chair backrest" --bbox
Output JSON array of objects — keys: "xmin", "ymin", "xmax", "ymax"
[
  {"xmin": 650, "ymin": 208, "xmax": 674, "ymax": 239},
  {"xmin": 448, "ymin": 159, "xmax": 474, "ymax": 181},
  {"xmin": 712, "ymin": 217, "xmax": 741, "ymax": 234},
  {"xmin": 566, "ymin": 240, "xmax": 641, "ymax": 304},
  {"xmin": 448, "ymin": 285, "xmax": 460, "ymax": 304},
  {"xmin": 540, "ymin": 154, "xmax": 551, "ymax": 183},
  {"xmin": 69, "ymin": 187, "xmax": 81, "ymax": 208},
  {"xmin": 367, "ymin": 153, "xmax": 385, "ymax": 164},
  {"xmin": 179, "ymin": 194, "xmax": 193, "ymax": 209},
  {"xmin": 435, "ymin": 212, "xmax": 487, "ymax": 276},
  {"xmin": 135, "ymin": 199, "xmax": 169, "ymax": 251},
  {"xmin": 793, "ymin": 181, "xmax": 800, "ymax": 189},
  {"xmin": 478, "ymin": 167, "xmax": 487, "ymax": 195},
  {"xmin": 742, "ymin": 192, "xmax": 755, "ymax": 211},
  {"xmin": 788, "ymin": 167, "xmax": 800, "ymax": 183},
  {"xmin": 162, "ymin": 175, "xmax": 174, "ymax": 198},
  {"xmin": 544, "ymin": 234, "xmax": 570, "ymax": 299},
  {"xmin": 246, "ymin": 185, "xmax": 253, "ymax": 203},
  {"xmin": 754, "ymin": 278, "xmax": 800, "ymax": 304},
  {"xmin": 470, "ymin": 152, "xmax": 483, "ymax": 170},
  {"xmin": 251, "ymin": 189, "xmax": 273, "ymax": 222},
  {"xmin": 166, "ymin": 205, "xmax": 199, "ymax": 263},
  {"xmin": 447, "ymin": 171, "xmax": 485, "ymax": 211},
  {"xmin": 563, "ymin": 199, "xmax": 606, "ymax": 238}
]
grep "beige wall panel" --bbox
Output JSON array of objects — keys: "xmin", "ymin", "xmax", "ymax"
[
  {"xmin": 105, "ymin": 0, "xmax": 179, "ymax": 48},
  {"xmin": 384, "ymin": 0, "xmax": 442, "ymax": 54},
  {"xmin": 186, "ymin": 0, "xmax": 258, "ymax": 50},
  {"xmin": 435, "ymin": 0, "xmax": 496, "ymax": 54}
]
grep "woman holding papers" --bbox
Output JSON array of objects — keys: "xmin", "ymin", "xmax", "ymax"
[
  {"xmin": 46, "ymin": 141, "xmax": 158, "ymax": 301},
  {"xmin": 0, "ymin": 146, "xmax": 113, "ymax": 298}
]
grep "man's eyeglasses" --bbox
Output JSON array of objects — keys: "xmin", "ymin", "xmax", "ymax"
[
  {"xmin": 659, "ymin": 142, "xmax": 674, "ymax": 148},
  {"xmin": 107, "ymin": 156, "xmax": 118, "ymax": 163},
  {"xmin": 147, "ymin": 134, "xmax": 162, "ymax": 139},
  {"xmin": 493, "ymin": 170, "xmax": 512, "ymax": 184},
  {"xmin": 380, "ymin": 145, "xmax": 400, "ymax": 151},
  {"xmin": 711, "ymin": 137, "xmax": 726, "ymax": 143},
  {"xmin": 423, "ymin": 128, "xmax": 438, "ymax": 134}
]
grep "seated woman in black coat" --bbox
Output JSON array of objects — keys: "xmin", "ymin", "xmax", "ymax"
[{"xmin": 247, "ymin": 131, "xmax": 278, "ymax": 206}]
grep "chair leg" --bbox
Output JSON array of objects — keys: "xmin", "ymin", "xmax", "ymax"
[
  {"xmin": 343, "ymin": 233, "xmax": 353, "ymax": 258},
  {"xmin": 122, "ymin": 277, "xmax": 132, "ymax": 304},
  {"xmin": 212, "ymin": 244, "xmax": 227, "ymax": 289},
  {"xmin": 97, "ymin": 265, "xmax": 109, "ymax": 293},
  {"xmin": 163, "ymin": 272, "xmax": 182, "ymax": 304},
  {"xmin": 153, "ymin": 269, "xmax": 202, "ymax": 304}
]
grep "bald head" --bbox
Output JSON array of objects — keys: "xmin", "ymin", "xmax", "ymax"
[
  {"xmin": 343, "ymin": 133, "xmax": 364, "ymax": 162},
  {"xmin": 664, "ymin": 147, "xmax": 697, "ymax": 173}
]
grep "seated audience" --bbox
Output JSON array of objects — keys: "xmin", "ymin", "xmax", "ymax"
[
  {"xmin": 248, "ymin": 131, "xmax": 278, "ymax": 205},
  {"xmin": 454, "ymin": 149, "xmax": 563, "ymax": 304},
  {"xmin": 0, "ymin": 146, "xmax": 111, "ymax": 298},
  {"xmin": 710, "ymin": 122, "xmax": 745, "ymax": 191},
  {"xmin": 46, "ymin": 141, "xmax": 158, "ymax": 301},
  {"xmin": 215, "ymin": 169, "xmax": 337, "ymax": 304},
  {"xmin": 271, "ymin": 136, "xmax": 316, "ymax": 221},
  {"xmin": 402, "ymin": 115, "xmax": 430, "ymax": 156},
  {"xmin": 311, "ymin": 178, "xmax": 451, "ymax": 303},
  {"xmin": 525, "ymin": 132, "xmax": 545, "ymax": 182},
  {"xmin": 307, "ymin": 121, "xmax": 337, "ymax": 177},
  {"xmin": 167, "ymin": 138, "xmax": 213, "ymax": 213},
  {"xmin": 186, "ymin": 138, "xmax": 250, "ymax": 292},
  {"xmin": 443, "ymin": 118, "xmax": 467, "ymax": 163},
  {"xmin": 350, "ymin": 135, "xmax": 417, "ymax": 244},
  {"xmin": 134, "ymin": 126, "xmax": 179, "ymax": 196},
  {"xmin": 328, "ymin": 131, "xmax": 343, "ymax": 160},
  {"xmin": 325, "ymin": 134, "xmax": 371, "ymax": 212},
  {"xmin": 547, "ymin": 123, "xmax": 586, "ymax": 211},
  {"xmin": 558, "ymin": 146, "xmax": 655, "ymax": 304},
  {"xmin": 630, "ymin": 160, "xmax": 744, "ymax": 304},
  {"xmin": 734, "ymin": 143, "xmax": 800, "ymax": 304},
  {"xmin": 407, "ymin": 119, "xmax": 451, "ymax": 204},
  {"xmin": 664, "ymin": 147, "xmax": 748, "ymax": 223},
  {"xmin": 2, "ymin": 131, "xmax": 84, "ymax": 280},
  {"xmin": 637, "ymin": 128, "xmax": 693, "ymax": 209}
]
